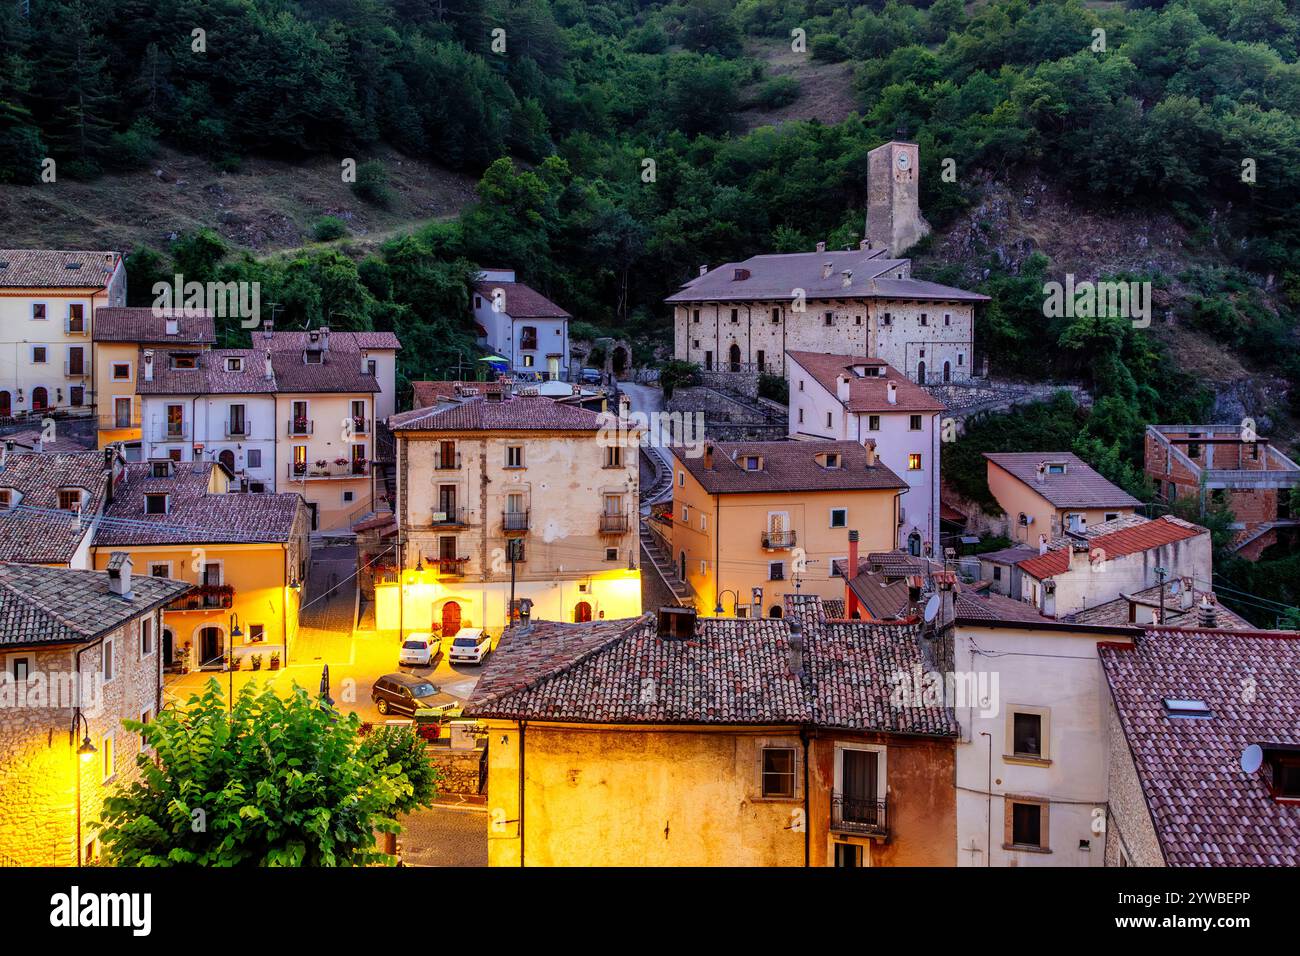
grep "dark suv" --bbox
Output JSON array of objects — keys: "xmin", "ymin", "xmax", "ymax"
[{"xmin": 371, "ymin": 673, "xmax": 462, "ymax": 718}]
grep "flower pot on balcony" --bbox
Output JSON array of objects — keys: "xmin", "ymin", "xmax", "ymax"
[
  {"xmin": 269, "ymin": 652, "xmax": 281, "ymax": 670},
  {"xmin": 250, "ymin": 653, "xmax": 263, "ymax": 671}
]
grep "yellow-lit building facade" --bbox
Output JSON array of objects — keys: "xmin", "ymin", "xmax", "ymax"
[
  {"xmin": 91, "ymin": 461, "xmax": 309, "ymax": 671},
  {"xmin": 380, "ymin": 395, "xmax": 642, "ymax": 634},
  {"xmin": 275, "ymin": 390, "xmax": 376, "ymax": 532},
  {"xmin": 670, "ymin": 441, "xmax": 905, "ymax": 617}
]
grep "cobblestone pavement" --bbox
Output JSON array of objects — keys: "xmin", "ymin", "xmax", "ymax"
[{"xmin": 399, "ymin": 806, "xmax": 488, "ymax": 867}]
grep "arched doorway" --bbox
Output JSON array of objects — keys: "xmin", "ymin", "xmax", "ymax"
[
  {"xmin": 0, "ymin": 391, "xmax": 9, "ymax": 417},
  {"xmin": 728, "ymin": 344, "xmax": 741, "ymax": 372},
  {"xmin": 943, "ymin": 361, "xmax": 951, "ymax": 383},
  {"xmin": 441, "ymin": 600, "xmax": 462, "ymax": 637},
  {"xmin": 769, "ymin": 605, "xmax": 783, "ymax": 619},
  {"xmin": 916, "ymin": 362, "xmax": 926, "ymax": 385},
  {"xmin": 612, "ymin": 346, "xmax": 629, "ymax": 377},
  {"xmin": 31, "ymin": 387, "xmax": 48, "ymax": 411},
  {"xmin": 218, "ymin": 449, "xmax": 236, "ymax": 472},
  {"xmin": 908, "ymin": 532, "xmax": 922, "ymax": 556},
  {"xmin": 197, "ymin": 625, "xmax": 223, "ymax": 667},
  {"xmin": 574, "ymin": 601, "xmax": 592, "ymax": 623}
]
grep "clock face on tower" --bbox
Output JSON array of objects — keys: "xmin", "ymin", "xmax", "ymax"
[{"xmin": 897, "ymin": 152, "xmax": 911, "ymax": 170}]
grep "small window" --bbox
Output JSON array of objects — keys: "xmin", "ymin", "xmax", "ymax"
[
  {"xmin": 149, "ymin": 562, "xmax": 170, "ymax": 578},
  {"xmin": 769, "ymin": 561, "xmax": 784, "ymax": 581},
  {"xmin": 150, "ymin": 461, "xmax": 171, "ymax": 478},
  {"xmin": 855, "ymin": 315, "xmax": 862, "ymax": 325},
  {"xmin": 9, "ymin": 655, "xmax": 31, "ymax": 681},
  {"xmin": 102, "ymin": 733, "xmax": 115, "ymax": 782},
  {"xmin": 692, "ymin": 309, "xmax": 699, "ymax": 323},
  {"xmin": 58, "ymin": 489, "xmax": 81, "ymax": 511},
  {"xmin": 139, "ymin": 709, "xmax": 153, "ymax": 748},
  {"xmin": 882, "ymin": 312, "xmax": 892, "ymax": 326},
  {"xmin": 1006, "ymin": 799, "xmax": 1046, "ymax": 850},
  {"xmin": 102, "ymin": 638, "xmax": 115, "ymax": 682},
  {"xmin": 1104, "ymin": 512, "xmax": 1119, "ymax": 522},
  {"xmin": 605, "ymin": 547, "xmax": 619, "ymax": 561},
  {"xmin": 822, "ymin": 453, "xmax": 840, "ymax": 469},
  {"xmin": 680, "ymin": 504, "xmax": 689, "ymax": 523},
  {"xmin": 771, "ymin": 307, "xmax": 780, "ymax": 323},
  {"xmin": 868, "ymin": 415, "xmax": 880, "ymax": 431},
  {"xmin": 824, "ymin": 312, "xmax": 833, "ymax": 326},
  {"xmin": 798, "ymin": 408, "xmax": 804, "ymax": 424},
  {"xmin": 225, "ymin": 357, "xmax": 243, "ymax": 372},
  {"xmin": 1046, "ymin": 463, "xmax": 1067, "ymax": 475},
  {"xmin": 248, "ymin": 624, "xmax": 265, "ymax": 642},
  {"xmin": 944, "ymin": 313, "xmax": 951, "ymax": 326},
  {"xmin": 730, "ymin": 309, "xmax": 739, "ymax": 324},
  {"xmin": 343, "ymin": 490, "xmax": 354, "ymax": 503},
  {"xmin": 1010, "ymin": 711, "xmax": 1044, "ymax": 759},
  {"xmin": 699, "ymin": 514, "xmax": 707, "ymax": 532},
  {"xmin": 248, "ymin": 449, "xmax": 262, "ymax": 468},
  {"xmin": 830, "ymin": 508, "xmax": 847, "ymax": 528},
  {"xmin": 170, "ymin": 353, "xmax": 197, "ymax": 369},
  {"xmin": 31, "ymin": 303, "xmax": 46, "ymax": 321},
  {"xmin": 744, "ymin": 456, "xmax": 761, "ymax": 471},
  {"xmin": 506, "ymin": 446, "xmax": 523, "ymax": 468},
  {"xmin": 908, "ymin": 453, "xmax": 922, "ymax": 471},
  {"xmin": 304, "ymin": 350, "xmax": 323, "ymax": 364},
  {"xmin": 677, "ymin": 471, "xmax": 685, "ymax": 487},
  {"xmin": 761, "ymin": 747, "xmax": 797, "ymax": 799},
  {"xmin": 605, "ymin": 446, "xmax": 623, "ymax": 468},
  {"xmin": 826, "ymin": 412, "xmax": 833, "ymax": 428},
  {"xmin": 919, "ymin": 313, "xmax": 928, "ymax": 326},
  {"xmin": 145, "ymin": 493, "xmax": 168, "ymax": 515},
  {"xmin": 32, "ymin": 346, "xmax": 47, "ymax": 364},
  {"xmin": 141, "ymin": 619, "xmax": 153, "ymax": 656},
  {"xmin": 909, "ymin": 415, "xmax": 922, "ymax": 431},
  {"xmin": 0, "ymin": 490, "xmax": 11, "ymax": 510},
  {"xmin": 1163, "ymin": 698, "xmax": 1213, "ymax": 719},
  {"xmin": 112, "ymin": 362, "xmax": 131, "ymax": 381},
  {"xmin": 522, "ymin": 354, "xmax": 534, "ymax": 367}
]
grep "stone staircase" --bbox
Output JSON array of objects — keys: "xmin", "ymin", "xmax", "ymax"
[{"xmin": 640, "ymin": 522, "xmax": 693, "ymax": 606}]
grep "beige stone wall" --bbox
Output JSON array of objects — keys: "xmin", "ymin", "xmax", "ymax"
[
  {"xmin": 0, "ymin": 607, "xmax": 162, "ymax": 865},
  {"xmin": 1103, "ymin": 693, "xmax": 1165, "ymax": 867}
]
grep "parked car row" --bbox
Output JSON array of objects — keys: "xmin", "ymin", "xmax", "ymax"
[{"xmin": 397, "ymin": 627, "xmax": 493, "ymax": 667}]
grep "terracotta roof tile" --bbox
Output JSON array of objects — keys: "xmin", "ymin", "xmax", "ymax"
[
  {"xmin": 0, "ymin": 249, "xmax": 119, "ymax": 288},
  {"xmin": 390, "ymin": 395, "xmax": 606, "ymax": 432},
  {"xmin": 1018, "ymin": 515, "xmax": 1205, "ymax": 580},
  {"xmin": 985, "ymin": 452, "xmax": 1142, "ymax": 509},
  {"xmin": 787, "ymin": 351, "xmax": 945, "ymax": 413},
  {"xmin": 1100, "ymin": 628, "xmax": 1300, "ymax": 866},
  {"xmin": 673, "ymin": 440, "xmax": 906, "ymax": 495},
  {"xmin": 472, "ymin": 281, "xmax": 570, "ymax": 319},
  {"xmin": 0, "ymin": 451, "xmax": 109, "ymax": 563},
  {"xmin": 92, "ymin": 307, "xmax": 216, "ymax": 344}
]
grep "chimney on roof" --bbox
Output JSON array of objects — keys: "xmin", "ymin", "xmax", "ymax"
[
  {"xmin": 1197, "ymin": 593, "xmax": 1218, "ymax": 628},
  {"xmin": 841, "ymin": 270, "xmax": 853, "ymax": 289},
  {"xmin": 165, "ymin": 315, "xmax": 179, "ymax": 336},
  {"xmin": 864, "ymin": 440, "xmax": 877, "ymax": 467},
  {"xmin": 1069, "ymin": 542, "xmax": 1088, "ymax": 571},
  {"xmin": 821, "ymin": 261, "xmax": 833, "ymax": 280},
  {"xmin": 143, "ymin": 349, "xmax": 154, "ymax": 382},
  {"xmin": 859, "ymin": 239, "xmax": 869, "ymax": 251},
  {"xmin": 815, "ymin": 241, "xmax": 826, "ymax": 253},
  {"xmin": 699, "ymin": 264, "xmax": 708, "ymax": 277},
  {"xmin": 1042, "ymin": 578, "xmax": 1056, "ymax": 618},
  {"xmin": 264, "ymin": 348, "xmax": 273, "ymax": 380},
  {"xmin": 1038, "ymin": 533, "xmax": 1048, "ymax": 556},
  {"xmin": 886, "ymin": 380, "xmax": 898, "ymax": 405},
  {"xmin": 836, "ymin": 375, "xmax": 850, "ymax": 403},
  {"xmin": 106, "ymin": 552, "xmax": 133, "ymax": 600},
  {"xmin": 846, "ymin": 530, "xmax": 861, "ymax": 619},
  {"xmin": 262, "ymin": 318, "xmax": 274, "ymax": 341},
  {"xmin": 786, "ymin": 617, "xmax": 804, "ymax": 678},
  {"xmin": 320, "ymin": 327, "xmax": 330, "ymax": 352},
  {"xmin": 704, "ymin": 443, "xmax": 714, "ymax": 470},
  {"xmin": 1179, "ymin": 577, "xmax": 1195, "ymax": 611},
  {"xmin": 1035, "ymin": 461, "xmax": 1047, "ymax": 484}
]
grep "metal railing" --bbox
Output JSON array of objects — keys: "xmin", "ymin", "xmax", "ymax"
[
  {"xmin": 435, "ymin": 451, "xmax": 461, "ymax": 470},
  {"xmin": 225, "ymin": 421, "xmax": 249, "ymax": 438},
  {"xmin": 352, "ymin": 416, "xmax": 370, "ymax": 435},
  {"xmin": 436, "ymin": 557, "xmax": 470, "ymax": 576},
  {"xmin": 431, "ymin": 507, "xmax": 467, "ymax": 526},
  {"xmin": 599, "ymin": 513, "xmax": 630, "ymax": 534},
  {"xmin": 153, "ymin": 423, "xmax": 190, "ymax": 441},
  {"xmin": 287, "ymin": 460, "xmax": 368, "ymax": 480},
  {"xmin": 98, "ymin": 412, "xmax": 141, "ymax": 430},
  {"xmin": 287, "ymin": 419, "xmax": 314, "ymax": 436},
  {"xmin": 830, "ymin": 794, "xmax": 888, "ymax": 836},
  {"xmin": 168, "ymin": 585, "xmax": 235, "ymax": 612},
  {"xmin": 762, "ymin": 530, "xmax": 797, "ymax": 549},
  {"xmin": 503, "ymin": 509, "xmax": 530, "ymax": 532},
  {"xmin": 63, "ymin": 360, "xmax": 88, "ymax": 377},
  {"xmin": 64, "ymin": 317, "xmax": 89, "ymax": 335}
]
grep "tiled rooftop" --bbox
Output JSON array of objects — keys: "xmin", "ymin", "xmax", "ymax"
[
  {"xmin": 135, "ymin": 346, "xmax": 378, "ymax": 395},
  {"xmin": 672, "ymin": 440, "xmax": 906, "ymax": 495},
  {"xmin": 985, "ymin": 451, "xmax": 1143, "ymax": 509},
  {"xmin": 0, "ymin": 451, "xmax": 109, "ymax": 564},
  {"xmin": 0, "ymin": 561, "xmax": 189, "ymax": 646},
  {"xmin": 1100, "ymin": 628, "xmax": 1300, "ymax": 866},
  {"xmin": 1067, "ymin": 581, "xmax": 1254, "ymax": 630},
  {"xmin": 1017, "ymin": 515, "xmax": 1205, "ymax": 580},
  {"xmin": 472, "ymin": 281, "xmax": 571, "ymax": 319},
  {"xmin": 787, "ymin": 351, "xmax": 946, "ymax": 414},
  {"xmin": 92, "ymin": 307, "xmax": 216, "ymax": 344},
  {"xmin": 0, "ymin": 249, "xmax": 119, "ymax": 287},
  {"xmin": 389, "ymin": 395, "xmax": 607, "ymax": 432}
]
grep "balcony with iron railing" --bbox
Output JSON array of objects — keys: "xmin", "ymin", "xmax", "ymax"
[
  {"xmin": 430, "ymin": 506, "xmax": 468, "ymax": 527},
  {"xmin": 287, "ymin": 418, "xmax": 314, "ymax": 436},
  {"xmin": 64, "ymin": 317, "xmax": 89, "ymax": 335},
  {"xmin": 168, "ymin": 584, "xmax": 235, "ymax": 612},
  {"xmin": 225, "ymin": 420, "xmax": 250, "ymax": 439},
  {"xmin": 434, "ymin": 556, "xmax": 470, "ymax": 577},
  {"xmin": 287, "ymin": 459, "xmax": 369, "ymax": 480},
  {"xmin": 503, "ymin": 509, "xmax": 530, "ymax": 533},
  {"xmin": 352, "ymin": 416, "xmax": 370, "ymax": 435},
  {"xmin": 64, "ymin": 360, "xmax": 89, "ymax": 378},
  {"xmin": 762, "ymin": 529, "xmax": 797, "ymax": 550},
  {"xmin": 599, "ymin": 512, "xmax": 630, "ymax": 534},
  {"xmin": 98, "ymin": 411, "xmax": 141, "ymax": 430},
  {"xmin": 153, "ymin": 422, "xmax": 191, "ymax": 442},
  {"xmin": 830, "ymin": 794, "xmax": 888, "ymax": 837},
  {"xmin": 435, "ymin": 451, "xmax": 462, "ymax": 470}
]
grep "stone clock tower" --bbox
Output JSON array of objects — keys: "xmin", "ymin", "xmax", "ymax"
[{"xmin": 865, "ymin": 140, "xmax": 931, "ymax": 258}]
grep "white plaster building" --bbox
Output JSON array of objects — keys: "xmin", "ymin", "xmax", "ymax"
[
  {"xmin": 472, "ymin": 269, "xmax": 571, "ymax": 380},
  {"xmin": 787, "ymin": 351, "xmax": 944, "ymax": 554}
]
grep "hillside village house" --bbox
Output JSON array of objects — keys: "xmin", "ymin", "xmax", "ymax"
[
  {"xmin": 465, "ymin": 597, "xmax": 957, "ymax": 867},
  {"xmin": 472, "ymin": 269, "xmax": 570, "ymax": 380},
  {"xmin": 1145, "ymin": 423, "xmax": 1300, "ymax": 560},
  {"xmin": 0, "ymin": 249, "xmax": 125, "ymax": 420},
  {"xmin": 0, "ymin": 559, "xmax": 189, "ymax": 866},
  {"xmin": 91, "ymin": 307, "xmax": 217, "ymax": 455},
  {"xmin": 91, "ymin": 460, "xmax": 308, "ymax": 671},
  {"xmin": 669, "ymin": 440, "xmax": 904, "ymax": 617},
  {"xmin": 1100, "ymin": 627, "xmax": 1300, "ymax": 866},
  {"xmin": 983, "ymin": 451, "xmax": 1141, "ymax": 543},
  {"xmin": 135, "ymin": 326, "xmax": 396, "ymax": 530},
  {"xmin": 666, "ymin": 143, "xmax": 987, "ymax": 383},
  {"xmin": 382, "ymin": 394, "xmax": 641, "ymax": 634},
  {"xmin": 787, "ymin": 351, "xmax": 944, "ymax": 553},
  {"xmin": 1014, "ymin": 514, "xmax": 1211, "ymax": 619},
  {"xmin": 946, "ymin": 586, "xmax": 1141, "ymax": 866},
  {"xmin": 0, "ymin": 448, "xmax": 121, "ymax": 569}
]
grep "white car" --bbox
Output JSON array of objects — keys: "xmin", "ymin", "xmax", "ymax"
[
  {"xmin": 398, "ymin": 633, "xmax": 440, "ymax": 667},
  {"xmin": 447, "ymin": 627, "xmax": 492, "ymax": 664}
]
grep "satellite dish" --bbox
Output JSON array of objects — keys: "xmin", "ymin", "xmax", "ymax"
[
  {"xmin": 923, "ymin": 594, "xmax": 941, "ymax": 623},
  {"xmin": 1241, "ymin": 744, "xmax": 1264, "ymax": 774}
]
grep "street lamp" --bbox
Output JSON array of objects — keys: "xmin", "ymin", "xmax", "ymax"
[
  {"xmin": 714, "ymin": 589, "xmax": 741, "ymax": 617},
  {"xmin": 228, "ymin": 613, "xmax": 244, "ymax": 713},
  {"xmin": 72, "ymin": 710, "xmax": 97, "ymax": 866}
]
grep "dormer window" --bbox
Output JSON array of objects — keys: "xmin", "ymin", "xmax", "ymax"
[
  {"xmin": 225, "ymin": 357, "xmax": 243, "ymax": 372},
  {"xmin": 1162, "ymin": 698, "xmax": 1212, "ymax": 719},
  {"xmin": 818, "ymin": 452, "xmax": 841, "ymax": 470},
  {"xmin": 1046, "ymin": 462, "xmax": 1067, "ymax": 475},
  {"xmin": 170, "ymin": 353, "xmax": 198, "ymax": 369},
  {"xmin": 145, "ymin": 493, "xmax": 169, "ymax": 515},
  {"xmin": 743, "ymin": 456, "xmax": 762, "ymax": 471},
  {"xmin": 0, "ymin": 489, "xmax": 15, "ymax": 510},
  {"xmin": 304, "ymin": 350, "xmax": 323, "ymax": 364},
  {"xmin": 1257, "ymin": 744, "xmax": 1300, "ymax": 800},
  {"xmin": 57, "ymin": 488, "xmax": 82, "ymax": 512},
  {"xmin": 150, "ymin": 460, "xmax": 173, "ymax": 479}
]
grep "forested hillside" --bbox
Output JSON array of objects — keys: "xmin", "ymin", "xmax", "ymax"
[{"xmin": 2, "ymin": 1, "xmax": 1299, "ymax": 620}]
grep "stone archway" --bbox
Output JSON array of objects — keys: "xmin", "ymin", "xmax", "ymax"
[{"xmin": 596, "ymin": 336, "xmax": 635, "ymax": 382}]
